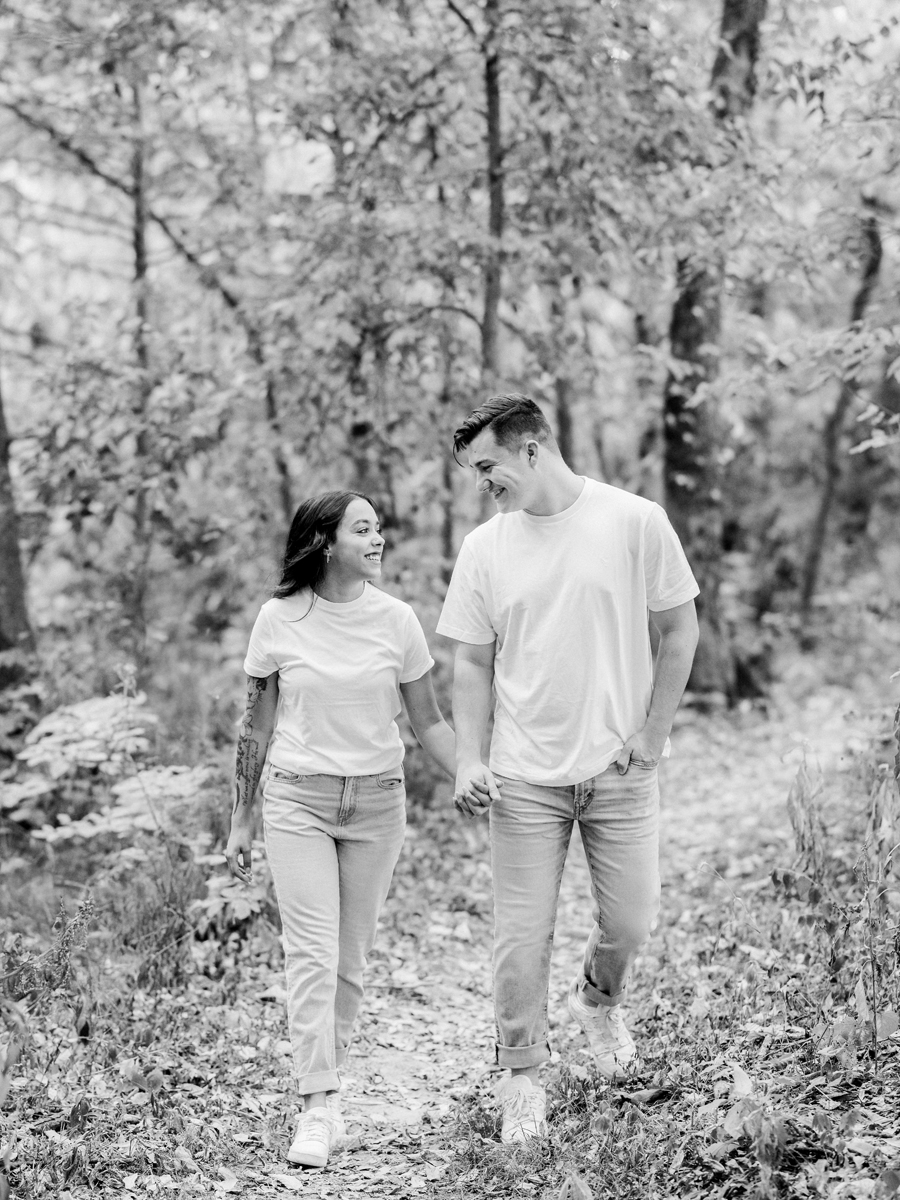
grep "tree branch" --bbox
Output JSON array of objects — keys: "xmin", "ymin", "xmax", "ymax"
[
  {"xmin": 4, "ymin": 99, "xmax": 295, "ymax": 523},
  {"xmin": 444, "ymin": 0, "xmax": 479, "ymax": 41},
  {"xmin": 2, "ymin": 100, "xmax": 243, "ymax": 312},
  {"xmin": 410, "ymin": 302, "xmax": 482, "ymax": 329}
]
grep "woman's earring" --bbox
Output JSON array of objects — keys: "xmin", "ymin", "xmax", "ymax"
[{"xmin": 324, "ymin": 548, "xmax": 331, "ymax": 561}]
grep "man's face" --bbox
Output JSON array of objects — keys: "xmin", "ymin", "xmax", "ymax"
[{"xmin": 465, "ymin": 429, "xmax": 533, "ymax": 513}]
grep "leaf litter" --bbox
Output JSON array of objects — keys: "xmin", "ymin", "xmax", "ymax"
[{"xmin": 3, "ymin": 681, "xmax": 900, "ymax": 1198}]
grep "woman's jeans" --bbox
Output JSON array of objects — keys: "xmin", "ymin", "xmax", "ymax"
[
  {"xmin": 490, "ymin": 763, "xmax": 660, "ymax": 1070},
  {"xmin": 263, "ymin": 765, "xmax": 406, "ymax": 1095}
]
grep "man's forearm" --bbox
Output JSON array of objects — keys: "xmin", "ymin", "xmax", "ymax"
[
  {"xmin": 452, "ymin": 657, "xmax": 494, "ymax": 764},
  {"xmin": 643, "ymin": 628, "xmax": 697, "ymax": 744}
]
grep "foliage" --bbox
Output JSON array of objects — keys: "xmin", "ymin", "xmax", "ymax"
[
  {"xmin": 190, "ymin": 841, "xmax": 279, "ymax": 938},
  {"xmin": 0, "ymin": 0, "xmax": 898, "ymax": 721},
  {"xmin": 17, "ymin": 692, "xmax": 157, "ymax": 779},
  {"xmin": 32, "ymin": 764, "xmax": 215, "ymax": 843},
  {"xmin": 0, "ymin": 686, "xmax": 898, "ymax": 1196},
  {"xmin": 0, "ymin": 690, "xmax": 158, "ymax": 832}
]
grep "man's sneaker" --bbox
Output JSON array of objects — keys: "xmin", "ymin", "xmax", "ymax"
[
  {"xmin": 495, "ymin": 1075, "xmax": 547, "ymax": 1144},
  {"xmin": 567, "ymin": 977, "xmax": 636, "ymax": 1079},
  {"xmin": 288, "ymin": 1108, "xmax": 339, "ymax": 1168}
]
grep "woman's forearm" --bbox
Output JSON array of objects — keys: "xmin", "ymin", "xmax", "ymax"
[
  {"xmin": 416, "ymin": 719, "xmax": 457, "ymax": 778},
  {"xmin": 232, "ymin": 674, "xmax": 278, "ymax": 820},
  {"xmin": 233, "ymin": 730, "xmax": 270, "ymax": 817}
]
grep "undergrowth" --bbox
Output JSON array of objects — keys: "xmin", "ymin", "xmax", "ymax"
[{"xmin": 0, "ymin": 690, "xmax": 898, "ymax": 1198}]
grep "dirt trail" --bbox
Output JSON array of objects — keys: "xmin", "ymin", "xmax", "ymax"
[{"xmin": 253, "ymin": 683, "xmax": 877, "ymax": 1195}]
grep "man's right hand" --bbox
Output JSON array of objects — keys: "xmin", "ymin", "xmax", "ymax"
[{"xmin": 453, "ymin": 761, "xmax": 502, "ymax": 818}]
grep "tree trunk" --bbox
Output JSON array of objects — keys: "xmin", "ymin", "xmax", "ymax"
[
  {"xmin": 799, "ymin": 203, "xmax": 882, "ymax": 625},
  {"xmin": 663, "ymin": 259, "xmax": 731, "ymax": 695},
  {"xmin": 555, "ymin": 376, "xmax": 575, "ymax": 470},
  {"xmin": 440, "ymin": 383, "xmax": 455, "ymax": 584},
  {"xmin": 662, "ymin": 0, "xmax": 767, "ymax": 700},
  {"xmin": 481, "ymin": 0, "xmax": 503, "ymax": 385},
  {"xmin": 838, "ymin": 348, "xmax": 900, "ymax": 544},
  {"xmin": 0, "ymin": 362, "xmax": 34, "ymax": 681},
  {"xmin": 711, "ymin": 0, "xmax": 768, "ymax": 120},
  {"xmin": 128, "ymin": 80, "xmax": 152, "ymax": 661}
]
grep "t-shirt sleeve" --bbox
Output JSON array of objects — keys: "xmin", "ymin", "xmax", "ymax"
[
  {"xmin": 400, "ymin": 607, "xmax": 436, "ymax": 683},
  {"xmin": 243, "ymin": 605, "xmax": 279, "ymax": 677},
  {"xmin": 644, "ymin": 505, "xmax": 700, "ymax": 611},
  {"xmin": 435, "ymin": 537, "xmax": 497, "ymax": 645}
]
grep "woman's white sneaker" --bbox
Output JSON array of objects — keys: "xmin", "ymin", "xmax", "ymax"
[
  {"xmin": 495, "ymin": 1075, "xmax": 547, "ymax": 1144},
  {"xmin": 567, "ymin": 977, "xmax": 636, "ymax": 1079},
  {"xmin": 325, "ymin": 1092, "xmax": 347, "ymax": 1144},
  {"xmin": 288, "ymin": 1109, "xmax": 339, "ymax": 1168}
]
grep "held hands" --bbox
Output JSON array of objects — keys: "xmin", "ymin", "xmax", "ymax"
[
  {"xmin": 225, "ymin": 817, "xmax": 254, "ymax": 883},
  {"xmin": 453, "ymin": 761, "xmax": 502, "ymax": 818},
  {"xmin": 614, "ymin": 728, "xmax": 665, "ymax": 775}
]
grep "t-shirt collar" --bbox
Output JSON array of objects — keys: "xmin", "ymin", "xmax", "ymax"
[
  {"xmin": 286, "ymin": 584, "xmax": 372, "ymax": 614},
  {"xmin": 521, "ymin": 477, "xmax": 590, "ymax": 525}
]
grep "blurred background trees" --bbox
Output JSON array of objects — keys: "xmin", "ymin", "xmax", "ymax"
[{"xmin": 0, "ymin": 0, "xmax": 899, "ymax": 749}]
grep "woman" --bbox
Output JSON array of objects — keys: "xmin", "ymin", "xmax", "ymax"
[{"xmin": 225, "ymin": 491, "xmax": 455, "ymax": 1168}]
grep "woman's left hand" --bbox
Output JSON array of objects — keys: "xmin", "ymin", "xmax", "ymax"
[{"xmin": 225, "ymin": 818, "xmax": 254, "ymax": 883}]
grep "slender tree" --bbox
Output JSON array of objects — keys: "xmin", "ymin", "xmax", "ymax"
[
  {"xmin": 799, "ymin": 199, "xmax": 883, "ymax": 624},
  {"xmin": 127, "ymin": 75, "xmax": 153, "ymax": 656},
  {"xmin": 481, "ymin": 0, "xmax": 503, "ymax": 385},
  {"xmin": 662, "ymin": 0, "xmax": 767, "ymax": 699},
  {"xmin": 0, "ymin": 356, "xmax": 34, "ymax": 676}
]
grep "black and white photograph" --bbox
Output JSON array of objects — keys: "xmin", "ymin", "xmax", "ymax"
[{"xmin": 1, "ymin": 1, "xmax": 899, "ymax": 1197}]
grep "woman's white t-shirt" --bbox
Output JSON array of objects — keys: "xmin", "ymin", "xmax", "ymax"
[
  {"xmin": 436, "ymin": 478, "xmax": 699, "ymax": 787},
  {"xmin": 243, "ymin": 584, "xmax": 434, "ymax": 777}
]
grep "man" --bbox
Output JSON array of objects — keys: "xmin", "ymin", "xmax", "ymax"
[{"xmin": 436, "ymin": 394, "xmax": 699, "ymax": 1144}]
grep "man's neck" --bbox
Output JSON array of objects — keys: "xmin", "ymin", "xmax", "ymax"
[{"xmin": 523, "ymin": 466, "xmax": 584, "ymax": 517}]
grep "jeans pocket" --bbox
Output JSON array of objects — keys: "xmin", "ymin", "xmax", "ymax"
[
  {"xmin": 269, "ymin": 765, "xmax": 306, "ymax": 783},
  {"xmin": 376, "ymin": 770, "xmax": 404, "ymax": 790}
]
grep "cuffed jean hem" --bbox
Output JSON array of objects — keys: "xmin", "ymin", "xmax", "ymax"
[
  {"xmin": 496, "ymin": 1041, "xmax": 552, "ymax": 1070},
  {"xmin": 297, "ymin": 1069, "xmax": 341, "ymax": 1096},
  {"xmin": 579, "ymin": 976, "xmax": 625, "ymax": 1008}
]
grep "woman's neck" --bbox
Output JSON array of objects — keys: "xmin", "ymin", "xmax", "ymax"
[{"xmin": 314, "ymin": 574, "xmax": 366, "ymax": 603}]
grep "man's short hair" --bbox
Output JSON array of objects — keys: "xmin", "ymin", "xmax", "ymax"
[{"xmin": 453, "ymin": 394, "xmax": 554, "ymax": 460}]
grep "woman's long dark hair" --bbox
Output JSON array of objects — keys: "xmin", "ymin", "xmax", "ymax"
[{"xmin": 273, "ymin": 490, "xmax": 377, "ymax": 600}]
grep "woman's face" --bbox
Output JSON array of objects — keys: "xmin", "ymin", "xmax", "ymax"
[{"xmin": 326, "ymin": 498, "xmax": 384, "ymax": 584}]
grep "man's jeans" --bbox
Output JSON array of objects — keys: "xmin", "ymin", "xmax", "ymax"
[
  {"xmin": 263, "ymin": 765, "xmax": 406, "ymax": 1095},
  {"xmin": 490, "ymin": 763, "xmax": 660, "ymax": 1070}
]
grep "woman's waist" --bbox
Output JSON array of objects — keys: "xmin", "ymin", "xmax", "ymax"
[{"xmin": 263, "ymin": 761, "xmax": 406, "ymax": 805}]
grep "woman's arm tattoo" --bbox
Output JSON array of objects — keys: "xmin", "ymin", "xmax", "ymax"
[{"xmin": 233, "ymin": 677, "xmax": 269, "ymax": 813}]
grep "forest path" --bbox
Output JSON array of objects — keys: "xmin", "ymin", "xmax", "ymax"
[
  {"xmin": 243, "ymin": 681, "xmax": 873, "ymax": 1197},
  {"xmin": 33, "ymin": 677, "xmax": 886, "ymax": 1199}
]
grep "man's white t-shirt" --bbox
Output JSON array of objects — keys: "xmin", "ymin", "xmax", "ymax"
[
  {"xmin": 243, "ymin": 584, "xmax": 434, "ymax": 777},
  {"xmin": 436, "ymin": 478, "xmax": 699, "ymax": 787}
]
